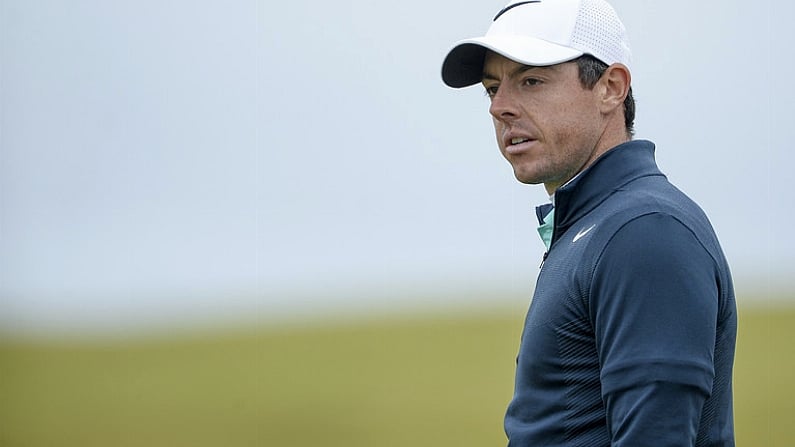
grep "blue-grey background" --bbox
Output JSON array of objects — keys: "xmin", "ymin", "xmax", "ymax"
[{"xmin": 1, "ymin": 0, "xmax": 792, "ymax": 336}]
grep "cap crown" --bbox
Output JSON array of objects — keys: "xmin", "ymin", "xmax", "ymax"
[
  {"xmin": 441, "ymin": 0, "xmax": 631, "ymax": 88},
  {"xmin": 489, "ymin": 0, "xmax": 579, "ymax": 47},
  {"xmin": 489, "ymin": 0, "xmax": 631, "ymax": 69}
]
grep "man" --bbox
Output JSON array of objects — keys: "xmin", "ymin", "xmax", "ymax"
[{"xmin": 441, "ymin": 0, "xmax": 737, "ymax": 445}]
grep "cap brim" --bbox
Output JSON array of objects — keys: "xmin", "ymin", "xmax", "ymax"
[{"xmin": 441, "ymin": 36, "xmax": 584, "ymax": 88}]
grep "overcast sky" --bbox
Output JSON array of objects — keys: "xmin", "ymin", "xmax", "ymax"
[{"xmin": 1, "ymin": 0, "xmax": 793, "ymax": 335}]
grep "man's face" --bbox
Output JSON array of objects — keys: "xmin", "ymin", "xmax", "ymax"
[{"xmin": 482, "ymin": 52, "xmax": 607, "ymax": 193}]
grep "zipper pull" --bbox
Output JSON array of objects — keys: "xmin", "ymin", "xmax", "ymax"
[{"xmin": 539, "ymin": 251, "xmax": 549, "ymax": 268}]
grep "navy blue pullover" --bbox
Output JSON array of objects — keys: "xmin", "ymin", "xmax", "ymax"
[{"xmin": 504, "ymin": 140, "xmax": 737, "ymax": 446}]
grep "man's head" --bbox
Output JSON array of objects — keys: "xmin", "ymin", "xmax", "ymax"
[{"xmin": 442, "ymin": 0, "xmax": 635, "ymax": 192}]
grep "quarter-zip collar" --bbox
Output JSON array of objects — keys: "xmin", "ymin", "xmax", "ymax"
[{"xmin": 538, "ymin": 140, "xmax": 665, "ymax": 247}]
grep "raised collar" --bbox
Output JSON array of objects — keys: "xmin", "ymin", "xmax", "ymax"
[{"xmin": 550, "ymin": 139, "xmax": 664, "ymax": 244}]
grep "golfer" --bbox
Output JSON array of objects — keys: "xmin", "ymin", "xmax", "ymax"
[{"xmin": 442, "ymin": 0, "xmax": 737, "ymax": 445}]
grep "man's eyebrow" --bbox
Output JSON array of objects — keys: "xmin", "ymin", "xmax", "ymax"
[{"xmin": 482, "ymin": 64, "xmax": 550, "ymax": 82}]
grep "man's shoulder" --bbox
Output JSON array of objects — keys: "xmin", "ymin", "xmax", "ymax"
[
  {"xmin": 577, "ymin": 177, "xmax": 722, "ymax": 264},
  {"xmin": 599, "ymin": 175, "xmax": 711, "ymax": 234}
]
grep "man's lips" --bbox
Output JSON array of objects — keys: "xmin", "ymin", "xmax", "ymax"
[{"xmin": 505, "ymin": 136, "xmax": 537, "ymax": 155}]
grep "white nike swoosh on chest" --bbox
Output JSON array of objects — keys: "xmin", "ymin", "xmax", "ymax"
[{"xmin": 572, "ymin": 224, "xmax": 596, "ymax": 243}]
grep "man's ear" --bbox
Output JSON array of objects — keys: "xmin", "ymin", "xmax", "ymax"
[{"xmin": 598, "ymin": 64, "xmax": 631, "ymax": 114}]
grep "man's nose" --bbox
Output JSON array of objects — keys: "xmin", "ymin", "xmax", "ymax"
[{"xmin": 488, "ymin": 87, "xmax": 520, "ymax": 122}]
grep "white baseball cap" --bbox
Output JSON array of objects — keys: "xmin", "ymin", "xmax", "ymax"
[{"xmin": 441, "ymin": 0, "xmax": 632, "ymax": 88}]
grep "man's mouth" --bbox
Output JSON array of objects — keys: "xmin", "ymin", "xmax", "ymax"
[{"xmin": 505, "ymin": 136, "xmax": 536, "ymax": 155}]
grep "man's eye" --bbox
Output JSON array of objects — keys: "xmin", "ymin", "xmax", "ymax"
[
  {"xmin": 484, "ymin": 86, "xmax": 498, "ymax": 98},
  {"xmin": 524, "ymin": 78, "xmax": 542, "ymax": 86}
]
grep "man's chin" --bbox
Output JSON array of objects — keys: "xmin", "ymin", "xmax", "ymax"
[{"xmin": 512, "ymin": 169, "xmax": 542, "ymax": 185}]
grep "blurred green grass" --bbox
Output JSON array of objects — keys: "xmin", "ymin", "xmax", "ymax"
[{"xmin": 0, "ymin": 305, "xmax": 793, "ymax": 446}]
